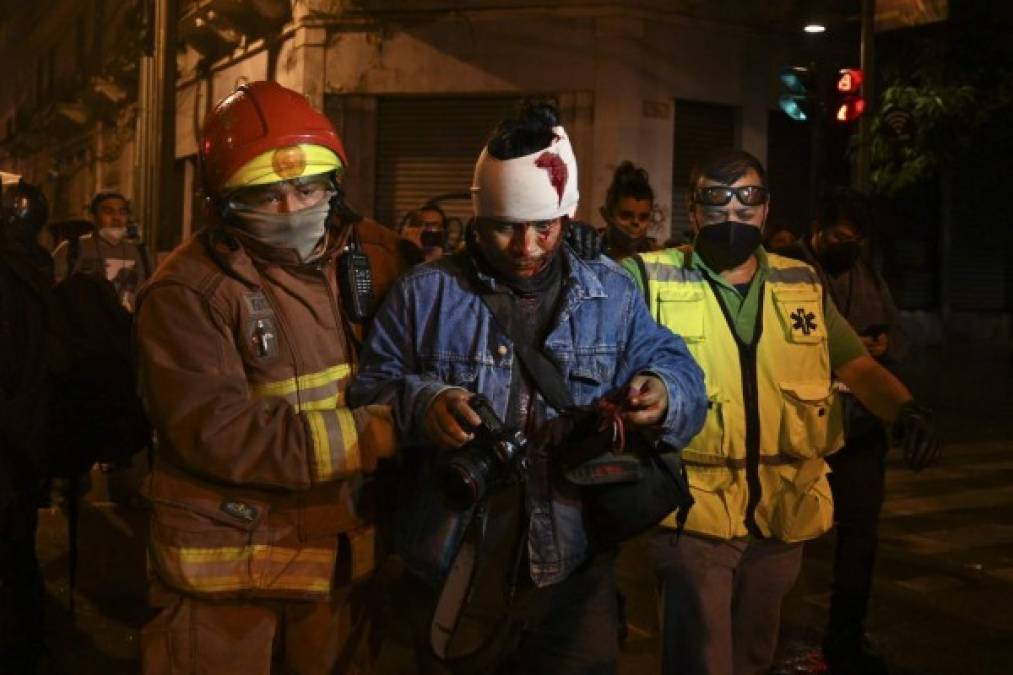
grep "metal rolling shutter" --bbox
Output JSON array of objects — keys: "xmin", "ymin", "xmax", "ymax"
[
  {"xmin": 374, "ymin": 96, "xmax": 523, "ymax": 229},
  {"xmin": 671, "ymin": 99, "xmax": 738, "ymax": 239}
]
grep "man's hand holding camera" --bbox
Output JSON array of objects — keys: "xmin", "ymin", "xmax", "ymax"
[
  {"xmin": 424, "ymin": 373, "xmax": 668, "ymax": 449},
  {"xmin": 425, "ymin": 388, "xmax": 483, "ymax": 449}
]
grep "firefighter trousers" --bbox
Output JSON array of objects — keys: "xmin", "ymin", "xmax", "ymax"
[{"xmin": 140, "ymin": 579, "xmax": 375, "ymax": 675}]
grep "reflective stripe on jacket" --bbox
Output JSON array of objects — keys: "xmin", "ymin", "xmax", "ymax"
[
  {"xmin": 136, "ymin": 218, "xmax": 410, "ymax": 600},
  {"xmin": 636, "ymin": 247, "xmax": 844, "ymax": 543}
]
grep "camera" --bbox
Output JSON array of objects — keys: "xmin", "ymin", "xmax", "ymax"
[{"xmin": 439, "ymin": 394, "xmax": 528, "ymax": 510}]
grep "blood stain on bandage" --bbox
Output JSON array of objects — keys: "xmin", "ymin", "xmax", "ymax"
[{"xmin": 535, "ymin": 152, "xmax": 568, "ymax": 206}]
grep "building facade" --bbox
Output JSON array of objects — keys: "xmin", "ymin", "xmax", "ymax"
[
  {"xmin": 171, "ymin": 0, "xmax": 819, "ymax": 242},
  {"xmin": 0, "ymin": 0, "xmax": 146, "ymax": 222},
  {"xmin": 5, "ymin": 0, "xmax": 1005, "ymax": 339}
]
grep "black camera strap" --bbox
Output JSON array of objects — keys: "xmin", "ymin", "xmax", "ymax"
[
  {"xmin": 429, "ymin": 255, "xmax": 575, "ymax": 663},
  {"xmin": 477, "ymin": 289, "xmax": 575, "ymax": 412},
  {"xmin": 468, "ymin": 254, "xmax": 693, "ymax": 529}
]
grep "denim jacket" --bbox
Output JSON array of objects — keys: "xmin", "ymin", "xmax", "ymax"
[{"xmin": 349, "ymin": 246, "xmax": 707, "ymax": 586}]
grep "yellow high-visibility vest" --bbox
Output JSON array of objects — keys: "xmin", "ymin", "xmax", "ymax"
[{"xmin": 636, "ymin": 247, "xmax": 844, "ymax": 542}]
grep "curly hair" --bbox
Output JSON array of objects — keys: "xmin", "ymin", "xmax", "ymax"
[{"xmin": 486, "ymin": 99, "xmax": 561, "ymax": 160}]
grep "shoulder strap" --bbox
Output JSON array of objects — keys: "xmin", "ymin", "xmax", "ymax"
[
  {"xmin": 678, "ymin": 244, "xmax": 694, "ymax": 269},
  {"xmin": 450, "ymin": 255, "xmax": 575, "ymax": 411},
  {"xmin": 67, "ymin": 236, "xmax": 81, "ymax": 275},
  {"xmin": 631, "ymin": 254, "xmax": 651, "ymax": 309},
  {"xmin": 480, "ymin": 292, "xmax": 575, "ymax": 411},
  {"xmin": 136, "ymin": 242, "xmax": 152, "ymax": 279}
]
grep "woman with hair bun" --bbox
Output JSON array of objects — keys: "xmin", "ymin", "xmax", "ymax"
[{"xmin": 600, "ymin": 161, "xmax": 656, "ymax": 261}]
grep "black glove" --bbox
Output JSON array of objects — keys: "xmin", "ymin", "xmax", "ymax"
[
  {"xmin": 565, "ymin": 220, "xmax": 606, "ymax": 260},
  {"xmin": 893, "ymin": 400, "xmax": 941, "ymax": 472}
]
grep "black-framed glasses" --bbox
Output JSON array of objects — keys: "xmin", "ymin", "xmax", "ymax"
[{"xmin": 693, "ymin": 185, "xmax": 770, "ymax": 207}]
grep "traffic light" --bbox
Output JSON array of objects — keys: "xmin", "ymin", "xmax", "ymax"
[
  {"xmin": 778, "ymin": 66, "xmax": 817, "ymax": 122},
  {"xmin": 833, "ymin": 68, "xmax": 866, "ymax": 123}
]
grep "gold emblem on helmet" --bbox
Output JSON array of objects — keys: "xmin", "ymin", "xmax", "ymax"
[{"xmin": 272, "ymin": 146, "xmax": 307, "ymax": 179}]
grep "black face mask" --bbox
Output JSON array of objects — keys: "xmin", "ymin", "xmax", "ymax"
[
  {"xmin": 420, "ymin": 229, "xmax": 445, "ymax": 249},
  {"xmin": 606, "ymin": 224, "xmax": 649, "ymax": 253},
  {"xmin": 819, "ymin": 240, "xmax": 862, "ymax": 275},
  {"xmin": 694, "ymin": 220, "xmax": 762, "ymax": 271}
]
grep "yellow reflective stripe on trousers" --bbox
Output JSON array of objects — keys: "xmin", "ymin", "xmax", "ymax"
[
  {"xmin": 176, "ymin": 545, "xmax": 334, "ymax": 564},
  {"xmin": 305, "ymin": 407, "xmax": 360, "ymax": 480},
  {"xmin": 157, "ymin": 544, "xmax": 335, "ymax": 595},
  {"xmin": 250, "ymin": 363, "xmax": 353, "ymax": 400}
]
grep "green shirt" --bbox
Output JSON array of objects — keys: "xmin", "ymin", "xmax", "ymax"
[{"xmin": 623, "ymin": 247, "xmax": 867, "ymax": 371}]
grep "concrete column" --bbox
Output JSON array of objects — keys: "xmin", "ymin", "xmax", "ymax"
[{"xmin": 276, "ymin": 25, "xmax": 328, "ymax": 108}]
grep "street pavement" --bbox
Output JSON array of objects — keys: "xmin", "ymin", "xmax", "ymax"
[
  {"xmin": 32, "ymin": 345, "xmax": 1013, "ymax": 674},
  {"xmin": 614, "ymin": 441, "xmax": 1013, "ymax": 675}
]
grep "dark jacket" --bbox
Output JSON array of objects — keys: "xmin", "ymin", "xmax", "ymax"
[
  {"xmin": 0, "ymin": 242, "xmax": 65, "ymax": 506},
  {"xmin": 780, "ymin": 240, "xmax": 908, "ymax": 438}
]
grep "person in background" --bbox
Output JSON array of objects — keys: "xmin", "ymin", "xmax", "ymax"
[
  {"xmin": 51, "ymin": 191, "xmax": 153, "ymax": 507},
  {"xmin": 0, "ymin": 179, "xmax": 64, "ymax": 673},
  {"xmin": 1, "ymin": 180, "xmax": 53, "ymax": 279},
  {"xmin": 444, "ymin": 215, "xmax": 466, "ymax": 253},
  {"xmin": 402, "ymin": 203, "xmax": 448, "ymax": 262},
  {"xmin": 52, "ymin": 191, "xmax": 151, "ymax": 312},
  {"xmin": 763, "ymin": 220, "xmax": 798, "ymax": 252},
  {"xmin": 600, "ymin": 161, "xmax": 657, "ymax": 261},
  {"xmin": 779, "ymin": 187, "xmax": 912, "ymax": 675}
]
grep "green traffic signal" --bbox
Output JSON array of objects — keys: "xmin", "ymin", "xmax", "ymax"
[
  {"xmin": 778, "ymin": 66, "xmax": 816, "ymax": 123},
  {"xmin": 779, "ymin": 94, "xmax": 809, "ymax": 121},
  {"xmin": 779, "ymin": 67, "xmax": 812, "ymax": 94}
]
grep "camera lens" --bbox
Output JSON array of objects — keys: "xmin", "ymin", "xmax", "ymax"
[{"xmin": 440, "ymin": 452, "xmax": 491, "ymax": 510}]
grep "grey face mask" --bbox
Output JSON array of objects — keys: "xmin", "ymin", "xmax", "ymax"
[
  {"xmin": 229, "ymin": 197, "xmax": 333, "ymax": 261},
  {"xmin": 98, "ymin": 226, "xmax": 128, "ymax": 245}
]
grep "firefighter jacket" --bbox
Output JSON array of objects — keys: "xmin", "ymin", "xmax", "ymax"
[
  {"xmin": 632, "ymin": 247, "xmax": 844, "ymax": 543},
  {"xmin": 136, "ymin": 218, "xmax": 414, "ymax": 600}
]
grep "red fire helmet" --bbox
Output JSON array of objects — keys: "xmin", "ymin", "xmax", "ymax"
[{"xmin": 200, "ymin": 81, "xmax": 348, "ymax": 195}]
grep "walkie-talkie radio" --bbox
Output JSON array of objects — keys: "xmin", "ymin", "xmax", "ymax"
[{"xmin": 339, "ymin": 227, "xmax": 374, "ymax": 323}]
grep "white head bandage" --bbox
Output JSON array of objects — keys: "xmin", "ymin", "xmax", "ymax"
[{"xmin": 470, "ymin": 125, "xmax": 579, "ymax": 222}]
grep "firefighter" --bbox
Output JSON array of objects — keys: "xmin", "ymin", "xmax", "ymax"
[{"xmin": 135, "ymin": 81, "xmax": 415, "ymax": 674}]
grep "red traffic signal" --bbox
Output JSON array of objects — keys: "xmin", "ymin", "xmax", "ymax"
[
  {"xmin": 834, "ymin": 68, "xmax": 865, "ymax": 123},
  {"xmin": 835, "ymin": 98, "xmax": 866, "ymax": 122},
  {"xmin": 836, "ymin": 69, "xmax": 863, "ymax": 93}
]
